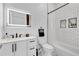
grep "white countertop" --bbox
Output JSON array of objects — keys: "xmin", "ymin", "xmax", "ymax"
[{"xmin": 0, "ymin": 36, "xmax": 36, "ymax": 44}]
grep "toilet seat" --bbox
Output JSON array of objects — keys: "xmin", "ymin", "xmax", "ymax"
[{"xmin": 42, "ymin": 44, "xmax": 53, "ymax": 49}]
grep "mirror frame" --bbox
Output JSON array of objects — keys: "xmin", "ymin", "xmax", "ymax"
[{"xmin": 7, "ymin": 8, "xmax": 31, "ymax": 27}]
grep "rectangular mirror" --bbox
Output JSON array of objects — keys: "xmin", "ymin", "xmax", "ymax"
[{"xmin": 7, "ymin": 8, "xmax": 31, "ymax": 27}]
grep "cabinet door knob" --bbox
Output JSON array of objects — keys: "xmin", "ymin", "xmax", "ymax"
[
  {"xmin": 33, "ymin": 55, "xmax": 35, "ymax": 56},
  {"xmin": 12, "ymin": 44, "xmax": 14, "ymax": 52},
  {"xmin": 30, "ymin": 47, "xmax": 35, "ymax": 50},
  {"xmin": 15, "ymin": 44, "xmax": 17, "ymax": 52},
  {"xmin": 30, "ymin": 40, "xmax": 35, "ymax": 42}
]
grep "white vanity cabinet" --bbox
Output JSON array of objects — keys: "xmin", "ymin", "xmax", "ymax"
[
  {"xmin": 0, "ymin": 43, "xmax": 14, "ymax": 56},
  {"xmin": 28, "ymin": 38, "xmax": 37, "ymax": 56},
  {"xmin": 14, "ymin": 40, "xmax": 28, "ymax": 56},
  {"xmin": 0, "ymin": 41, "xmax": 28, "ymax": 56},
  {"xmin": 0, "ymin": 37, "xmax": 37, "ymax": 56}
]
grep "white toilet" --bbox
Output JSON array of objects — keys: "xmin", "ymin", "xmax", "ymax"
[
  {"xmin": 38, "ymin": 38, "xmax": 54, "ymax": 56},
  {"xmin": 41, "ymin": 43, "xmax": 54, "ymax": 56}
]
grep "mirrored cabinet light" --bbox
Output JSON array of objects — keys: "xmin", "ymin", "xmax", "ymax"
[{"xmin": 7, "ymin": 8, "xmax": 31, "ymax": 27}]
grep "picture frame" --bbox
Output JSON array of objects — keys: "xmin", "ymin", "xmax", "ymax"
[
  {"xmin": 68, "ymin": 17, "xmax": 77, "ymax": 28},
  {"xmin": 60, "ymin": 19, "xmax": 66, "ymax": 28}
]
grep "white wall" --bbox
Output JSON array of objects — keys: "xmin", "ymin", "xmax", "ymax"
[
  {"xmin": 3, "ymin": 3, "xmax": 47, "ymax": 44},
  {"xmin": 47, "ymin": 3, "xmax": 66, "ymax": 12},
  {"xmin": 0, "ymin": 3, "xmax": 3, "ymax": 39},
  {"xmin": 48, "ymin": 3, "xmax": 79, "ymax": 55},
  {"xmin": 47, "ymin": 4, "xmax": 56, "ymax": 44}
]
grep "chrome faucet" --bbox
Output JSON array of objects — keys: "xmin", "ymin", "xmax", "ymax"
[
  {"xmin": 10, "ymin": 35, "xmax": 14, "ymax": 38},
  {"xmin": 19, "ymin": 34, "xmax": 22, "ymax": 37}
]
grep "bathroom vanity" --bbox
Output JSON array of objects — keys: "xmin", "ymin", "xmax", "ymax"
[
  {"xmin": 0, "ymin": 7, "xmax": 37, "ymax": 56},
  {"xmin": 0, "ymin": 36, "xmax": 37, "ymax": 56},
  {"xmin": 0, "ymin": 6, "xmax": 38, "ymax": 56}
]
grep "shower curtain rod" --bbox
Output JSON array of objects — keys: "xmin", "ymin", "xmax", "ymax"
[{"xmin": 48, "ymin": 3, "xmax": 69, "ymax": 14}]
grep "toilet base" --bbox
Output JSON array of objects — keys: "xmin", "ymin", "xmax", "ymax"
[
  {"xmin": 42, "ymin": 52, "xmax": 53, "ymax": 56},
  {"xmin": 42, "ymin": 50, "xmax": 53, "ymax": 56}
]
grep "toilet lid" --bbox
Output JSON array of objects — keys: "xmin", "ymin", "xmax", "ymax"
[{"xmin": 42, "ymin": 44, "xmax": 53, "ymax": 49}]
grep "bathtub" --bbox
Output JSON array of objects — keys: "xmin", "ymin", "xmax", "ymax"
[{"xmin": 53, "ymin": 43, "xmax": 79, "ymax": 56}]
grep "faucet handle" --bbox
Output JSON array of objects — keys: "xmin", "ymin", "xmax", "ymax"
[
  {"xmin": 25, "ymin": 34, "xmax": 29, "ymax": 37},
  {"xmin": 19, "ymin": 34, "xmax": 22, "ymax": 37},
  {"xmin": 10, "ymin": 35, "xmax": 14, "ymax": 38}
]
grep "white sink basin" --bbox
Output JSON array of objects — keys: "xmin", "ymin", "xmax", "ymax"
[{"xmin": 0, "ymin": 36, "xmax": 36, "ymax": 44}]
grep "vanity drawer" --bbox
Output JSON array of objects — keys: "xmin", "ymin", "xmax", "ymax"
[
  {"xmin": 28, "ymin": 39, "xmax": 36, "ymax": 46},
  {"xmin": 29, "ymin": 40, "xmax": 35, "ymax": 42},
  {"xmin": 28, "ymin": 45, "xmax": 36, "ymax": 56},
  {"xmin": 28, "ymin": 51, "xmax": 36, "ymax": 56},
  {"xmin": 28, "ymin": 39, "xmax": 36, "ymax": 56},
  {"xmin": 28, "ymin": 47, "xmax": 36, "ymax": 56},
  {"xmin": 29, "ymin": 39, "xmax": 36, "ymax": 43},
  {"xmin": 28, "ymin": 46, "xmax": 36, "ymax": 50}
]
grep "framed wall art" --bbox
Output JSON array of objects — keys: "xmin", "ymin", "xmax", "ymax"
[
  {"xmin": 60, "ymin": 19, "xmax": 66, "ymax": 28},
  {"xmin": 68, "ymin": 17, "xmax": 77, "ymax": 28}
]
